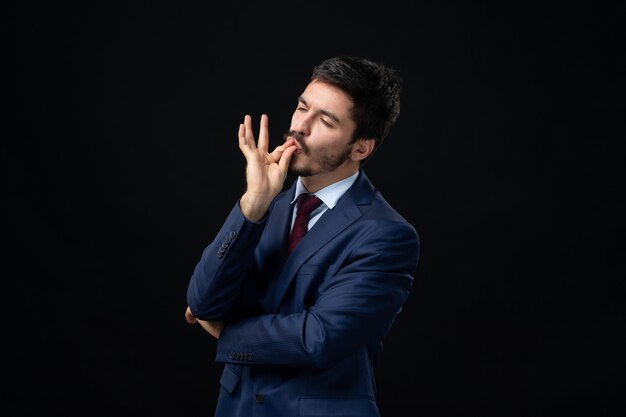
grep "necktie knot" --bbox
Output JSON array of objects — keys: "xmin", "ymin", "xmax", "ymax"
[
  {"xmin": 296, "ymin": 193, "xmax": 323, "ymax": 216},
  {"xmin": 288, "ymin": 194, "xmax": 322, "ymax": 255}
]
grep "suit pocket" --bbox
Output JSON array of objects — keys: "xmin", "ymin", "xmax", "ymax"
[
  {"xmin": 219, "ymin": 364, "xmax": 241, "ymax": 395},
  {"xmin": 299, "ymin": 395, "xmax": 378, "ymax": 417}
]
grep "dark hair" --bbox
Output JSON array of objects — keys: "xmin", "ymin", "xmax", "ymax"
[{"xmin": 311, "ymin": 56, "xmax": 402, "ymax": 162}]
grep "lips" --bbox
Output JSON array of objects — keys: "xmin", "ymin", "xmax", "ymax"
[
  {"xmin": 286, "ymin": 137, "xmax": 303, "ymax": 152},
  {"xmin": 284, "ymin": 132, "xmax": 305, "ymax": 154}
]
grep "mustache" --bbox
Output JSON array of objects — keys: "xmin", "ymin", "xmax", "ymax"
[
  {"xmin": 283, "ymin": 130, "xmax": 309, "ymax": 154},
  {"xmin": 283, "ymin": 130, "xmax": 304, "ymax": 142}
]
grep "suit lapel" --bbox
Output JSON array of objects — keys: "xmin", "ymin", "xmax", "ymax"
[
  {"xmin": 254, "ymin": 189, "xmax": 293, "ymax": 306},
  {"xmin": 262, "ymin": 190, "xmax": 293, "ymax": 260},
  {"xmin": 269, "ymin": 171, "xmax": 376, "ymax": 310}
]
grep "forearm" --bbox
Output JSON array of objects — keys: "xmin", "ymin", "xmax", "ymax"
[{"xmin": 215, "ymin": 274, "xmax": 412, "ymax": 368}]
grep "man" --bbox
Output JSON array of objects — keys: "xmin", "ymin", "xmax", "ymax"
[{"xmin": 186, "ymin": 55, "xmax": 420, "ymax": 416}]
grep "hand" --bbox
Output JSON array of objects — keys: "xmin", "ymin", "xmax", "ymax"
[
  {"xmin": 238, "ymin": 114, "xmax": 296, "ymax": 221},
  {"xmin": 185, "ymin": 306, "xmax": 225, "ymax": 339}
]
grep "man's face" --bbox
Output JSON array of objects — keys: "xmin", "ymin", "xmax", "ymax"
[{"xmin": 285, "ymin": 80, "xmax": 357, "ymax": 177}]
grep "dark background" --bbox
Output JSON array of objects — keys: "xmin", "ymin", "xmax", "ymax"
[{"xmin": 4, "ymin": 2, "xmax": 623, "ymax": 416}]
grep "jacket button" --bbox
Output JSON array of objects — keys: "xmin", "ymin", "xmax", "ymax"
[{"xmin": 255, "ymin": 393, "xmax": 264, "ymax": 404}]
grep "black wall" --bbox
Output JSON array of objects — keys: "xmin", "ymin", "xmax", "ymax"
[{"xmin": 4, "ymin": 2, "xmax": 623, "ymax": 416}]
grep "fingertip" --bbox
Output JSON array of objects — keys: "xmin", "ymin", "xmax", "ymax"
[{"xmin": 283, "ymin": 144, "xmax": 296, "ymax": 158}]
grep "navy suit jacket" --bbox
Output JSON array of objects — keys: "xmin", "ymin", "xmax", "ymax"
[{"xmin": 187, "ymin": 170, "xmax": 420, "ymax": 417}]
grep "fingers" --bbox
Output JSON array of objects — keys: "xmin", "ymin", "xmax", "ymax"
[
  {"xmin": 237, "ymin": 122, "xmax": 246, "ymax": 149},
  {"xmin": 269, "ymin": 138, "xmax": 295, "ymax": 161},
  {"xmin": 257, "ymin": 114, "xmax": 269, "ymax": 152},
  {"xmin": 197, "ymin": 319, "xmax": 224, "ymax": 339},
  {"xmin": 185, "ymin": 306, "xmax": 197, "ymax": 324},
  {"xmin": 238, "ymin": 114, "xmax": 278, "ymax": 159},
  {"xmin": 278, "ymin": 143, "xmax": 296, "ymax": 172},
  {"xmin": 238, "ymin": 115, "xmax": 256, "ymax": 152}
]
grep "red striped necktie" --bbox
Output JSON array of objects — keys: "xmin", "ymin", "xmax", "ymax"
[{"xmin": 288, "ymin": 193, "xmax": 323, "ymax": 255}]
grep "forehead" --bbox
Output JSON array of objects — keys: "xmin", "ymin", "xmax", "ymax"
[{"xmin": 300, "ymin": 80, "xmax": 353, "ymax": 118}]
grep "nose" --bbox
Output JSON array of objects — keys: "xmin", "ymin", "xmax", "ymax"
[{"xmin": 291, "ymin": 111, "xmax": 311, "ymax": 136}]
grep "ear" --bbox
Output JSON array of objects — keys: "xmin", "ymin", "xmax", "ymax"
[{"xmin": 351, "ymin": 138, "xmax": 375, "ymax": 161}]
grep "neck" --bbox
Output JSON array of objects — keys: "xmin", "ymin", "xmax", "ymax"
[{"xmin": 300, "ymin": 165, "xmax": 359, "ymax": 193}]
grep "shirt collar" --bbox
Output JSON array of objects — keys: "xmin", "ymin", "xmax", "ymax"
[{"xmin": 290, "ymin": 170, "xmax": 359, "ymax": 209}]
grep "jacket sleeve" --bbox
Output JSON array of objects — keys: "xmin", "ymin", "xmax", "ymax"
[{"xmin": 186, "ymin": 201, "xmax": 267, "ymax": 321}]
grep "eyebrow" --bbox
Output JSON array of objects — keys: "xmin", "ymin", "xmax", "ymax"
[{"xmin": 298, "ymin": 96, "xmax": 341, "ymax": 123}]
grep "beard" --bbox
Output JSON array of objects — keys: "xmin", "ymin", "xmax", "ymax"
[
  {"xmin": 283, "ymin": 130, "xmax": 354, "ymax": 177},
  {"xmin": 288, "ymin": 141, "xmax": 353, "ymax": 177}
]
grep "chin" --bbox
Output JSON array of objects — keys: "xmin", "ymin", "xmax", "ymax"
[{"xmin": 288, "ymin": 162, "xmax": 313, "ymax": 177}]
